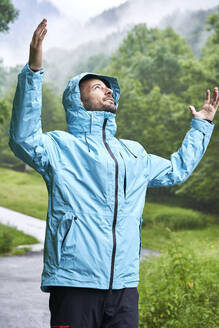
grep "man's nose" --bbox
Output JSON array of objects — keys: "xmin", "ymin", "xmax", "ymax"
[{"xmin": 105, "ymin": 87, "xmax": 113, "ymax": 96}]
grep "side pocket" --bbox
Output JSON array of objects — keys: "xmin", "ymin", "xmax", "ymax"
[
  {"xmin": 57, "ymin": 212, "xmax": 77, "ymax": 266},
  {"xmin": 139, "ymin": 217, "xmax": 143, "ymax": 258}
]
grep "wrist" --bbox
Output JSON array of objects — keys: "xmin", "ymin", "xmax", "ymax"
[{"xmin": 29, "ymin": 64, "xmax": 42, "ymax": 71}]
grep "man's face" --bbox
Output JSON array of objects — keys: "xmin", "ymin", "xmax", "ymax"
[{"xmin": 80, "ymin": 78, "xmax": 116, "ymax": 113}]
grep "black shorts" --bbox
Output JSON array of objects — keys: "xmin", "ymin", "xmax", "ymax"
[{"xmin": 49, "ymin": 286, "xmax": 139, "ymax": 328}]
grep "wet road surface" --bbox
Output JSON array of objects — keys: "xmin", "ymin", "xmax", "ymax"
[{"xmin": 0, "ymin": 251, "xmax": 50, "ymax": 328}]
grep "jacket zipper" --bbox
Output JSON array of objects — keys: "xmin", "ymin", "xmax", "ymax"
[{"xmin": 102, "ymin": 118, "xmax": 119, "ymax": 290}]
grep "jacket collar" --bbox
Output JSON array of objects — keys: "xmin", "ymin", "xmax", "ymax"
[{"xmin": 67, "ymin": 109, "xmax": 117, "ymax": 137}]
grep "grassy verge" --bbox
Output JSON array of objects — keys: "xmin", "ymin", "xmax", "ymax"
[
  {"xmin": 139, "ymin": 202, "xmax": 219, "ymax": 327},
  {"xmin": 0, "ymin": 223, "xmax": 39, "ymax": 256},
  {"xmin": 138, "ymin": 240, "xmax": 219, "ymax": 327},
  {"xmin": 141, "ymin": 201, "xmax": 219, "ymax": 254},
  {"xmin": 0, "ymin": 167, "xmax": 47, "ymax": 220}
]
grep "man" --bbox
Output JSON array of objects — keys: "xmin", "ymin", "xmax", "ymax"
[{"xmin": 9, "ymin": 19, "xmax": 218, "ymax": 328}]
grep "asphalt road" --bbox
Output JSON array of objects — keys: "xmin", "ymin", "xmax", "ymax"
[{"xmin": 0, "ymin": 251, "xmax": 50, "ymax": 328}]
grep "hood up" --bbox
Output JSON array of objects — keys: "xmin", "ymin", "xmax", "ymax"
[{"xmin": 62, "ymin": 72, "xmax": 120, "ymax": 137}]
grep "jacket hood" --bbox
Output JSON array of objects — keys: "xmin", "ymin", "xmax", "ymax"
[{"xmin": 62, "ymin": 72, "xmax": 120, "ymax": 136}]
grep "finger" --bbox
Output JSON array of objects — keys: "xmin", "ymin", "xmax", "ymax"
[
  {"xmin": 216, "ymin": 92, "xmax": 219, "ymax": 109},
  {"xmin": 33, "ymin": 19, "xmax": 47, "ymax": 37},
  {"xmin": 205, "ymin": 89, "xmax": 210, "ymax": 104},
  {"xmin": 211, "ymin": 88, "xmax": 218, "ymax": 105},
  {"xmin": 213, "ymin": 87, "xmax": 218, "ymax": 104},
  {"xmin": 39, "ymin": 28, "xmax": 47, "ymax": 40},
  {"xmin": 189, "ymin": 105, "xmax": 196, "ymax": 115}
]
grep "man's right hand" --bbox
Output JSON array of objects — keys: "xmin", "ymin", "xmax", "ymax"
[{"xmin": 28, "ymin": 18, "xmax": 47, "ymax": 71}]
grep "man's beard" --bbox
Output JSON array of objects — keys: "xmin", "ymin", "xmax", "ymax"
[{"xmin": 83, "ymin": 98, "xmax": 116, "ymax": 113}]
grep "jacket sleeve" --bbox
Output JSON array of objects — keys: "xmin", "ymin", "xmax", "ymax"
[
  {"xmin": 147, "ymin": 118, "xmax": 214, "ymax": 187},
  {"xmin": 8, "ymin": 63, "xmax": 52, "ymax": 176}
]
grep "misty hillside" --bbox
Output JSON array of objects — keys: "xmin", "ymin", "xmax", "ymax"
[
  {"xmin": 44, "ymin": 27, "xmax": 131, "ymax": 90},
  {"xmin": 86, "ymin": 0, "xmax": 219, "ymax": 33},
  {"xmin": 44, "ymin": 5, "xmax": 218, "ymax": 91},
  {"xmin": 160, "ymin": 7, "xmax": 216, "ymax": 56}
]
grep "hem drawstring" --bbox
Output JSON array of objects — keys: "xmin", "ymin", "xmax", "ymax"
[{"xmin": 84, "ymin": 132, "xmax": 91, "ymax": 152}]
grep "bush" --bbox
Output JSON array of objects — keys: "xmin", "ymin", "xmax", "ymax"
[
  {"xmin": 138, "ymin": 236, "xmax": 219, "ymax": 327},
  {"xmin": 0, "ymin": 230, "xmax": 13, "ymax": 253},
  {"xmin": 143, "ymin": 205, "xmax": 207, "ymax": 230},
  {"xmin": 155, "ymin": 210, "xmax": 207, "ymax": 230}
]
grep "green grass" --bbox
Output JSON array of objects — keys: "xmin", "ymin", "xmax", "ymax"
[
  {"xmin": 139, "ymin": 202, "xmax": 219, "ymax": 326},
  {"xmin": 0, "ymin": 167, "xmax": 47, "ymax": 220},
  {"xmin": 0, "ymin": 223, "xmax": 39, "ymax": 256},
  {"xmin": 138, "ymin": 239, "xmax": 219, "ymax": 327},
  {"xmin": 141, "ymin": 201, "xmax": 219, "ymax": 254}
]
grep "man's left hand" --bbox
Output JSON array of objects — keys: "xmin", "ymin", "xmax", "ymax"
[{"xmin": 189, "ymin": 87, "xmax": 219, "ymax": 121}]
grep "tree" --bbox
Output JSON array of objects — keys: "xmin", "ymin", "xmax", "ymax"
[
  {"xmin": 206, "ymin": 7, "xmax": 219, "ymax": 44},
  {"xmin": 41, "ymin": 84, "xmax": 66, "ymax": 133},
  {"xmin": 0, "ymin": 98, "xmax": 9, "ymax": 124},
  {"xmin": 0, "ymin": 0, "xmax": 19, "ymax": 33}
]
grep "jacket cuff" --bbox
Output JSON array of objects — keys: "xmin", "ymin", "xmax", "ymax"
[
  {"xmin": 20, "ymin": 63, "xmax": 44, "ymax": 76},
  {"xmin": 190, "ymin": 117, "xmax": 214, "ymax": 136}
]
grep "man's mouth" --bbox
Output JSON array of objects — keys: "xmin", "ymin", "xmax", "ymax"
[{"xmin": 104, "ymin": 98, "xmax": 114, "ymax": 103}]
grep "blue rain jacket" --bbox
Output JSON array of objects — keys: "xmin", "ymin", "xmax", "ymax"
[{"xmin": 9, "ymin": 63, "xmax": 214, "ymax": 292}]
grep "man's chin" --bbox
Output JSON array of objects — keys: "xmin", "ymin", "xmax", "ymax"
[{"xmin": 104, "ymin": 105, "xmax": 117, "ymax": 114}]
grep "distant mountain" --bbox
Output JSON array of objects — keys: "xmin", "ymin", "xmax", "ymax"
[
  {"xmin": 86, "ymin": 0, "xmax": 219, "ymax": 36},
  {"xmin": 160, "ymin": 7, "xmax": 217, "ymax": 56}
]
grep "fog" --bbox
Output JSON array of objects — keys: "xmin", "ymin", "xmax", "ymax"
[{"xmin": 0, "ymin": 0, "xmax": 218, "ymax": 67}]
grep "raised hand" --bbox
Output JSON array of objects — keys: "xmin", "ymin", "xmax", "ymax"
[
  {"xmin": 28, "ymin": 18, "xmax": 47, "ymax": 71},
  {"xmin": 189, "ymin": 87, "xmax": 219, "ymax": 122}
]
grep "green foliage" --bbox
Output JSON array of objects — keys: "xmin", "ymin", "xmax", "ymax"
[
  {"xmin": 141, "ymin": 202, "xmax": 219, "ymax": 252},
  {"xmin": 143, "ymin": 203, "xmax": 207, "ymax": 231},
  {"xmin": 75, "ymin": 54, "xmax": 110, "ymax": 75},
  {"xmin": 178, "ymin": 7, "xmax": 219, "ymax": 210},
  {"xmin": 0, "ymin": 0, "xmax": 19, "ymax": 33},
  {"xmin": 0, "ymin": 228, "xmax": 13, "ymax": 253},
  {"xmin": 206, "ymin": 7, "xmax": 219, "ymax": 44},
  {"xmin": 42, "ymin": 84, "xmax": 66, "ymax": 132},
  {"xmin": 104, "ymin": 24, "xmax": 206, "ymax": 161},
  {"xmin": 0, "ymin": 97, "xmax": 9, "ymax": 124},
  {"xmin": 154, "ymin": 211, "xmax": 207, "ymax": 231},
  {"xmin": 0, "ymin": 223, "xmax": 38, "ymax": 255},
  {"xmin": 139, "ymin": 237, "xmax": 219, "ymax": 327},
  {"xmin": 107, "ymin": 25, "xmax": 194, "ymax": 96}
]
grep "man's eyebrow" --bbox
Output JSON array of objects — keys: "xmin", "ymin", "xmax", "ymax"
[{"xmin": 91, "ymin": 82, "xmax": 105, "ymax": 88}]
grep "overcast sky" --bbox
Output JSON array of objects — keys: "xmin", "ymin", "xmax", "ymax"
[{"xmin": 38, "ymin": 0, "xmax": 127, "ymax": 22}]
